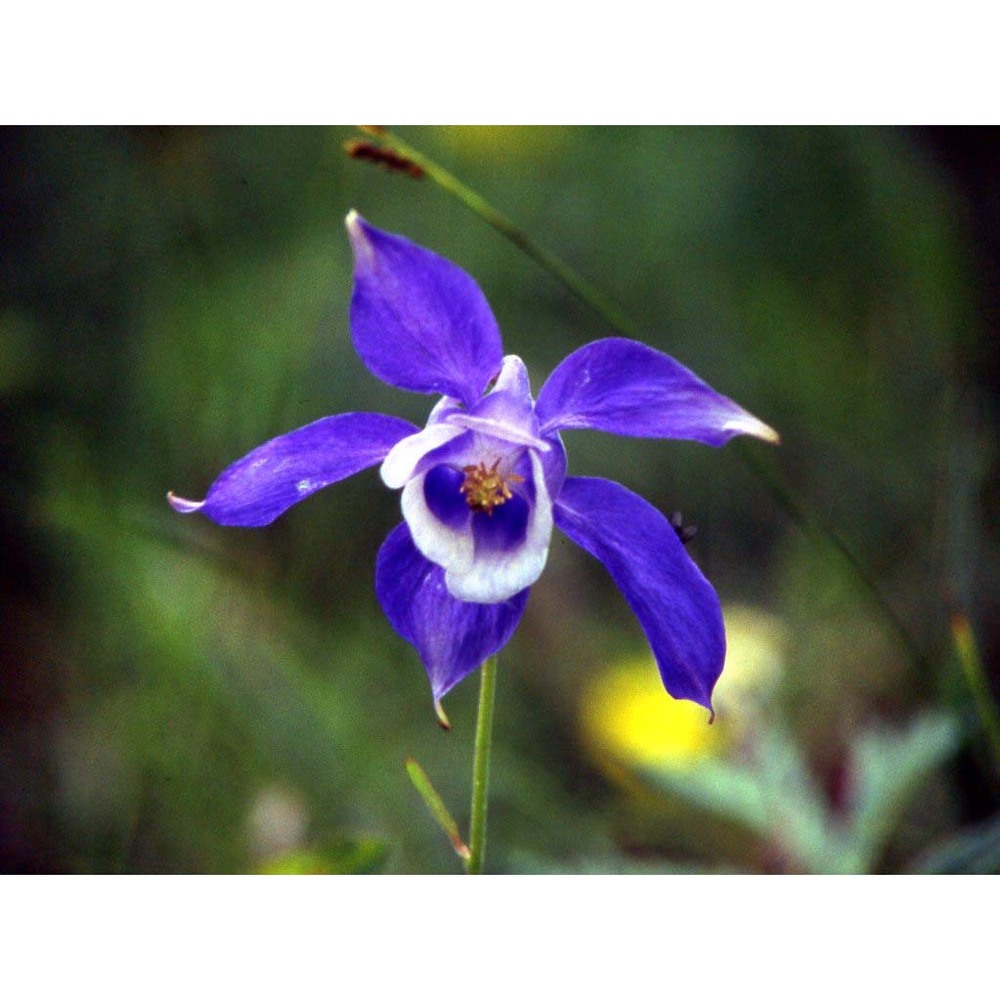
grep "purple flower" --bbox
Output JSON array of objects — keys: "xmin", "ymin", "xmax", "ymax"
[{"xmin": 169, "ymin": 213, "xmax": 778, "ymax": 718}]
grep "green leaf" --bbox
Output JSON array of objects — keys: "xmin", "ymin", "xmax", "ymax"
[
  {"xmin": 845, "ymin": 712, "xmax": 962, "ymax": 871},
  {"xmin": 640, "ymin": 728, "xmax": 842, "ymax": 872}
]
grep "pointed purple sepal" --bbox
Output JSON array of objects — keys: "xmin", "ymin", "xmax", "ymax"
[
  {"xmin": 169, "ymin": 412, "xmax": 417, "ymax": 526},
  {"xmin": 536, "ymin": 337, "xmax": 779, "ymax": 446},
  {"xmin": 553, "ymin": 476, "xmax": 725, "ymax": 711},
  {"xmin": 346, "ymin": 212, "xmax": 504, "ymax": 407},
  {"xmin": 376, "ymin": 522, "xmax": 529, "ymax": 702}
]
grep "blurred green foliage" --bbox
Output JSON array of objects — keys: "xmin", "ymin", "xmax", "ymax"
[{"xmin": 1, "ymin": 126, "xmax": 997, "ymax": 873}]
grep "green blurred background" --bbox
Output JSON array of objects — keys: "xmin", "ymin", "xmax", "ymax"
[{"xmin": 2, "ymin": 126, "xmax": 997, "ymax": 873}]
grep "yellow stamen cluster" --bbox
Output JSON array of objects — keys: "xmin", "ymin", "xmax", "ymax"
[{"xmin": 460, "ymin": 459, "xmax": 523, "ymax": 515}]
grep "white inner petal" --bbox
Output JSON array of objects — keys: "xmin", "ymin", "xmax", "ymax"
[
  {"xmin": 445, "ymin": 449, "xmax": 553, "ymax": 603},
  {"xmin": 381, "ymin": 423, "xmax": 466, "ymax": 489},
  {"xmin": 402, "ymin": 474, "xmax": 474, "ymax": 575},
  {"xmin": 445, "ymin": 413, "xmax": 551, "ymax": 451}
]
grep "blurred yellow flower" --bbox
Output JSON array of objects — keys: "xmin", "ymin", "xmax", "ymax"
[
  {"xmin": 580, "ymin": 658, "xmax": 726, "ymax": 768},
  {"xmin": 580, "ymin": 604, "xmax": 785, "ymax": 773}
]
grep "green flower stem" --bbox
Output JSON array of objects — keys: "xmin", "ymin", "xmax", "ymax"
[{"xmin": 466, "ymin": 655, "xmax": 498, "ymax": 875}]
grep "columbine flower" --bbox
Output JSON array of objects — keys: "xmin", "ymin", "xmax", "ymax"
[{"xmin": 169, "ymin": 212, "xmax": 778, "ymax": 720}]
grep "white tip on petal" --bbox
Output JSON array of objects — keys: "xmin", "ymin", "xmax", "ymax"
[
  {"xmin": 723, "ymin": 413, "xmax": 781, "ymax": 445},
  {"xmin": 492, "ymin": 355, "xmax": 531, "ymax": 396},
  {"xmin": 344, "ymin": 210, "xmax": 375, "ymax": 271},
  {"xmin": 167, "ymin": 491, "xmax": 205, "ymax": 514},
  {"xmin": 433, "ymin": 699, "xmax": 451, "ymax": 731}
]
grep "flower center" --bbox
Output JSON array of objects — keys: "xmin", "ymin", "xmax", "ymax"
[{"xmin": 460, "ymin": 459, "xmax": 524, "ymax": 515}]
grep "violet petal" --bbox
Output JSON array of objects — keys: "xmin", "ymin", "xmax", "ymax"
[
  {"xmin": 168, "ymin": 412, "xmax": 417, "ymax": 527},
  {"xmin": 553, "ymin": 475, "xmax": 725, "ymax": 711},
  {"xmin": 347, "ymin": 212, "xmax": 504, "ymax": 407},
  {"xmin": 536, "ymin": 337, "xmax": 779, "ymax": 445},
  {"xmin": 376, "ymin": 522, "xmax": 529, "ymax": 702}
]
